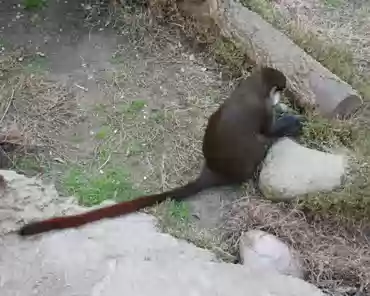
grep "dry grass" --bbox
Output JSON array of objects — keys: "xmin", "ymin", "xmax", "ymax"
[
  {"xmin": 74, "ymin": 8, "xmax": 235, "ymax": 257},
  {"xmin": 234, "ymin": 2, "xmax": 370, "ymax": 292},
  {"xmin": 2, "ymin": 0, "xmax": 370, "ymax": 294},
  {"xmin": 241, "ymin": 0, "xmax": 370, "ymax": 219},
  {"xmin": 0, "ymin": 49, "xmax": 79, "ymax": 170},
  {"xmin": 143, "ymin": 0, "xmax": 370, "ymax": 294},
  {"xmin": 85, "ymin": 61, "xmax": 233, "ymax": 257},
  {"xmin": 149, "ymin": 199, "xmax": 234, "ymax": 262},
  {"xmin": 274, "ymin": 0, "xmax": 370, "ymax": 78},
  {"xmin": 147, "ymin": 0, "xmax": 248, "ymax": 77},
  {"xmin": 220, "ymin": 198, "xmax": 370, "ymax": 294},
  {"xmin": 242, "ymin": 0, "xmax": 370, "ymax": 103}
]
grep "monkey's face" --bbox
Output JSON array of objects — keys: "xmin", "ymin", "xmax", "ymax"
[{"xmin": 269, "ymin": 86, "xmax": 281, "ymax": 106}]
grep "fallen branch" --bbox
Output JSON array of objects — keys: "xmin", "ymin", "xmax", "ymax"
[{"xmin": 179, "ymin": 0, "xmax": 363, "ymax": 119}]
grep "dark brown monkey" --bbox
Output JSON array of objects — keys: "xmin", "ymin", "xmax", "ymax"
[{"xmin": 18, "ymin": 66, "xmax": 287, "ymax": 237}]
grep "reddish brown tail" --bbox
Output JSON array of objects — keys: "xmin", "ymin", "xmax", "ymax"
[{"xmin": 18, "ymin": 168, "xmax": 226, "ymax": 236}]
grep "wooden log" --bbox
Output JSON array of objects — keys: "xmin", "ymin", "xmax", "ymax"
[{"xmin": 180, "ymin": 0, "xmax": 363, "ymax": 119}]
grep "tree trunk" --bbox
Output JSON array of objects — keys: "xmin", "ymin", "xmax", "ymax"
[{"xmin": 181, "ymin": 0, "xmax": 363, "ymax": 119}]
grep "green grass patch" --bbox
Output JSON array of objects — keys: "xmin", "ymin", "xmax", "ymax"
[
  {"xmin": 0, "ymin": 38, "xmax": 10, "ymax": 51},
  {"xmin": 94, "ymin": 125, "xmax": 113, "ymax": 140},
  {"xmin": 110, "ymin": 53, "xmax": 126, "ymax": 64},
  {"xmin": 299, "ymin": 119, "xmax": 370, "ymax": 221},
  {"xmin": 151, "ymin": 110, "xmax": 165, "ymax": 124},
  {"xmin": 296, "ymin": 109, "xmax": 370, "ymax": 223},
  {"xmin": 212, "ymin": 37, "xmax": 246, "ymax": 77},
  {"xmin": 93, "ymin": 103, "xmax": 110, "ymax": 114},
  {"xmin": 166, "ymin": 200, "xmax": 191, "ymax": 222},
  {"xmin": 299, "ymin": 125, "xmax": 370, "ymax": 220},
  {"xmin": 241, "ymin": 0, "xmax": 277, "ymax": 23},
  {"xmin": 23, "ymin": 0, "xmax": 47, "ymax": 10},
  {"xmin": 149, "ymin": 200, "xmax": 232, "ymax": 261},
  {"xmin": 149, "ymin": 200, "xmax": 192, "ymax": 231},
  {"xmin": 14, "ymin": 155, "xmax": 40, "ymax": 171},
  {"xmin": 322, "ymin": 0, "xmax": 343, "ymax": 8},
  {"xmin": 62, "ymin": 165, "xmax": 142, "ymax": 206},
  {"xmin": 118, "ymin": 100, "xmax": 147, "ymax": 115},
  {"xmin": 11, "ymin": 154, "xmax": 48, "ymax": 176},
  {"xmin": 301, "ymin": 112, "xmax": 355, "ymax": 149},
  {"xmin": 24, "ymin": 55, "xmax": 49, "ymax": 73}
]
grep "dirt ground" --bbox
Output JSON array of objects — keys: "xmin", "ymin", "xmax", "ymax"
[
  {"xmin": 0, "ymin": 0, "xmax": 249, "ymax": 231},
  {"xmin": 2, "ymin": 1, "xmax": 370, "ymax": 295}
]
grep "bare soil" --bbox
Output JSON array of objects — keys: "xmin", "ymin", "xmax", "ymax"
[
  {"xmin": 2, "ymin": 1, "xmax": 369, "ymax": 295},
  {"xmin": 0, "ymin": 0, "xmax": 247, "ymax": 230}
]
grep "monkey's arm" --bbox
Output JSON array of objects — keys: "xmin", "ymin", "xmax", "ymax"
[{"xmin": 268, "ymin": 114, "xmax": 305, "ymax": 139}]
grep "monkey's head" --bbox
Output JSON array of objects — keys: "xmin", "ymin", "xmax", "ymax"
[
  {"xmin": 259, "ymin": 67, "xmax": 287, "ymax": 106},
  {"xmin": 260, "ymin": 67, "xmax": 287, "ymax": 91}
]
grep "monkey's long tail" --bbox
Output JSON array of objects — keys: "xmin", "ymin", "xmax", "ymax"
[{"xmin": 18, "ymin": 169, "xmax": 221, "ymax": 237}]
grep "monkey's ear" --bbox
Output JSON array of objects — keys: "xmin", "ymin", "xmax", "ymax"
[{"xmin": 260, "ymin": 67, "xmax": 287, "ymax": 91}]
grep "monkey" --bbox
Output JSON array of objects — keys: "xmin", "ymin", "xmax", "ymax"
[
  {"xmin": 18, "ymin": 66, "xmax": 289, "ymax": 237},
  {"xmin": 110, "ymin": 0, "xmax": 123, "ymax": 7}
]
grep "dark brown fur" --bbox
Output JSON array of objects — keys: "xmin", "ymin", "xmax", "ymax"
[{"xmin": 18, "ymin": 66, "xmax": 286, "ymax": 237}]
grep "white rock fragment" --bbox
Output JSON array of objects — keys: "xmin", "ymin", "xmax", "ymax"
[
  {"xmin": 0, "ymin": 169, "xmax": 83, "ymax": 235},
  {"xmin": 259, "ymin": 138, "xmax": 348, "ymax": 200},
  {"xmin": 239, "ymin": 230, "xmax": 304, "ymax": 279}
]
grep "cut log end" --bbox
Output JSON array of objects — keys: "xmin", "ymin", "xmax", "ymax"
[
  {"xmin": 195, "ymin": 0, "xmax": 364, "ymax": 119},
  {"xmin": 332, "ymin": 94, "xmax": 363, "ymax": 119}
]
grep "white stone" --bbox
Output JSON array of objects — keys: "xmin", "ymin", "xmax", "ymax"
[
  {"xmin": 239, "ymin": 230, "xmax": 303, "ymax": 278},
  {"xmin": 259, "ymin": 138, "xmax": 348, "ymax": 200},
  {"xmin": 0, "ymin": 170, "xmax": 324, "ymax": 296}
]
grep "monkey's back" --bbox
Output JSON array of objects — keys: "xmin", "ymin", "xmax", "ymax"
[{"xmin": 202, "ymin": 88, "xmax": 271, "ymax": 183}]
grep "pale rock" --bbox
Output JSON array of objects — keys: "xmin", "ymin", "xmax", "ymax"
[
  {"xmin": 0, "ymin": 169, "xmax": 83, "ymax": 236},
  {"xmin": 239, "ymin": 230, "xmax": 304, "ymax": 278},
  {"xmin": 0, "ymin": 170, "xmax": 324, "ymax": 296},
  {"xmin": 259, "ymin": 138, "xmax": 348, "ymax": 200}
]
